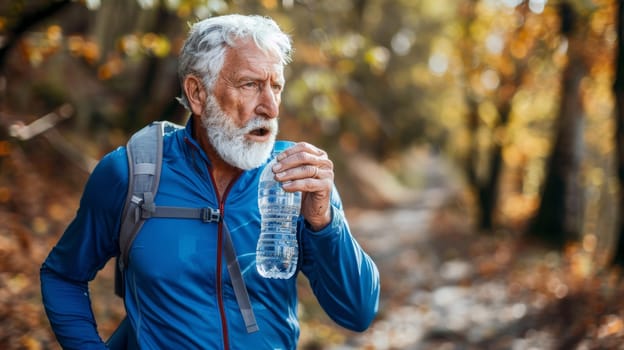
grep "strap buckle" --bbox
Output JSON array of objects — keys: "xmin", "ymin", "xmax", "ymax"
[
  {"xmin": 138, "ymin": 192, "xmax": 156, "ymax": 220},
  {"xmin": 202, "ymin": 208, "xmax": 221, "ymax": 223},
  {"xmin": 139, "ymin": 201, "xmax": 156, "ymax": 219}
]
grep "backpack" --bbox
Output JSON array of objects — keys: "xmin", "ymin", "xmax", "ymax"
[{"xmin": 111, "ymin": 121, "xmax": 258, "ymax": 335}]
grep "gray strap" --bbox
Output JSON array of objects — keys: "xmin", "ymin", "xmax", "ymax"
[
  {"xmin": 222, "ymin": 221, "xmax": 259, "ymax": 333},
  {"xmin": 118, "ymin": 122, "xmax": 164, "ymax": 271},
  {"xmin": 134, "ymin": 163, "xmax": 156, "ymax": 175},
  {"xmin": 141, "ymin": 206, "xmax": 221, "ymax": 223}
]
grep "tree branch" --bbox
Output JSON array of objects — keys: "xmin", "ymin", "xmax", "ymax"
[{"xmin": 0, "ymin": 0, "xmax": 72, "ymax": 70}]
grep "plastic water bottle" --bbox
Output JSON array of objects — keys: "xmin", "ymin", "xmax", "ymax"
[{"xmin": 256, "ymin": 154, "xmax": 302, "ymax": 279}]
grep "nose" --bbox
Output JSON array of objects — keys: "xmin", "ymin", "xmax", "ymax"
[{"xmin": 255, "ymin": 85, "xmax": 280, "ymax": 119}]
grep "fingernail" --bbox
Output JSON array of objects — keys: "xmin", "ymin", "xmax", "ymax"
[{"xmin": 272, "ymin": 162, "xmax": 282, "ymax": 172}]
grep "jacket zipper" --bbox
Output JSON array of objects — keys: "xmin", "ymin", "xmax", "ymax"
[
  {"xmin": 185, "ymin": 136, "xmax": 242, "ymax": 349},
  {"xmin": 209, "ymin": 169, "xmax": 241, "ymax": 350}
]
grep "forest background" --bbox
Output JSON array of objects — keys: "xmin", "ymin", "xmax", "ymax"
[{"xmin": 2, "ymin": 0, "xmax": 624, "ymax": 349}]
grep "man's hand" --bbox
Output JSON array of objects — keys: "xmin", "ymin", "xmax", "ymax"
[{"xmin": 272, "ymin": 142, "xmax": 334, "ymax": 231}]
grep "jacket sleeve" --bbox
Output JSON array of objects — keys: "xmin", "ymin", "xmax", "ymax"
[
  {"xmin": 40, "ymin": 148, "xmax": 128, "ymax": 349},
  {"xmin": 299, "ymin": 188, "xmax": 380, "ymax": 332}
]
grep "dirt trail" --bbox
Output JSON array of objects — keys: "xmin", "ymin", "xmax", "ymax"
[{"xmin": 318, "ymin": 186, "xmax": 624, "ymax": 350}]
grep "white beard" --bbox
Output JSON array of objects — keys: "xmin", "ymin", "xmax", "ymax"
[{"xmin": 200, "ymin": 95, "xmax": 278, "ymax": 170}]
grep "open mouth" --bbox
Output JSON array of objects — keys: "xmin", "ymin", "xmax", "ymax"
[{"xmin": 249, "ymin": 127, "xmax": 270, "ymax": 137}]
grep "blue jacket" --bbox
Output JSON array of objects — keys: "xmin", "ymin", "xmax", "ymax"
[{"xmin": 40, "ymin": 120, "xmax": 380, "ymax": 349}]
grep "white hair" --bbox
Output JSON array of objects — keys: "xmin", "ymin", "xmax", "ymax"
[{"xmin": 177, "ymin": 14, "xmax": 293, "ymax": 110}]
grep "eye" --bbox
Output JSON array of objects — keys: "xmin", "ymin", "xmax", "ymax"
[
  {"xmin": 271, "ymin": 84, "xmax": 282, "ymax": 92},
  {"xmin": 242, "ymin": 81, "xmax": 258, "ymax": 89}
]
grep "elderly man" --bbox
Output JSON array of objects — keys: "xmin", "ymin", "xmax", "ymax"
[{"xmin": 40, "ymin": 14, "xmax": 380, "ymax": 350}]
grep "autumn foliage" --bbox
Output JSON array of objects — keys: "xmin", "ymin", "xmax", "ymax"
[{"xmin": 3, "ymin": 0, "xmax": 624, "ymax": 349}]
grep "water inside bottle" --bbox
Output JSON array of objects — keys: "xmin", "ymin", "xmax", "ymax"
[{"xmin": 256, "ymin": 165, "xmax": 301, "ymax": 279}]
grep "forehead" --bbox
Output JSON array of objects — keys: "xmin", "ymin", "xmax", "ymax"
[{"xmin": 222, "ymin": 40, "xmax": 284, "ymax": 80}]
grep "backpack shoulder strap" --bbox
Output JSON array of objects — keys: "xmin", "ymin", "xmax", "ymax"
[
  {"xmin": 119, "ymin": 121, "xmax": 175, "ymax": 269},
  {"xmin": 114, "ymin": 121, "xmax": 181, "ymax": 296}
]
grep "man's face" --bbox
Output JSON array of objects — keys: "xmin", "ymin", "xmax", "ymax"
[
  {"xmin": 200, "ymin": 94, "xmax": 277, "ymax": 170},
  {"xmin": 200, "ymin": 39, "xmax": 285, "ymax": 170}
]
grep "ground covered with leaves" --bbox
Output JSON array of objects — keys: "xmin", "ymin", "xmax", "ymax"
[
  {"xmin": 3, "ymin": 138, "xmax": 624, "ymax": 350},
  {"xmin": 311, "ymin": 205, "xmax": 624, "ymax": 350}
]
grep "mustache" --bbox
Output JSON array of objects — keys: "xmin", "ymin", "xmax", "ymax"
[{"xmin": 242, "ymin": 116, "xmax": 278, "ymax": 134}]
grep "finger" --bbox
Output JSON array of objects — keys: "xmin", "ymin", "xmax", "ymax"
[
  {"xmin": 281, "ymin": 176, "xmax": 331, "ymax": 193},
  {"xmin": 275, "ymin": 164, "xmax": 322, "ymax": 182},
  {"xmin": 274, "ymin": 151, "xmax": 332, "ymax": 174},
  {"xmin": 276, "ymin": 142, "xmax": 325, "ymax": 162},
  {"xmin": 280, "ymin": 166, "xmax": 334, "ymax": 193}
]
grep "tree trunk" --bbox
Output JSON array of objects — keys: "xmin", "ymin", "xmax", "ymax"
[
  {"xmin": 460, "ymin": 1, "xmax": 520, "ymax": 232},
  {"xmin": 529, "ymin": 3, "xmax": 585, "ymax": 247},
  {"xmin": 611, "ymin": 1, "xmax": 624, "ymax": 266},
  {"xmin": 89, "ymin": 1, "xmax": 185, "ymax": 131},
  {"xmin": 459, "ymin": 2, "xmax": 496, "ymax": 232}
]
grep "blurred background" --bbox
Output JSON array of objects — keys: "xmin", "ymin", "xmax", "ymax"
[{"xmin": 2, "ymin": 0, "xmax": 624, "ymax": 349}]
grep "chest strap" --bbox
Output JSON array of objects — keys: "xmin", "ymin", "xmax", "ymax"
[{"xmin": 135, "ymin": 194, "xmax": 221, "ymax": 223}]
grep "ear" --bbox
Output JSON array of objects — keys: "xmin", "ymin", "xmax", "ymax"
[{"xmin": 183, "ymin": 75, "xmax": 207, "ymax": 116}]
